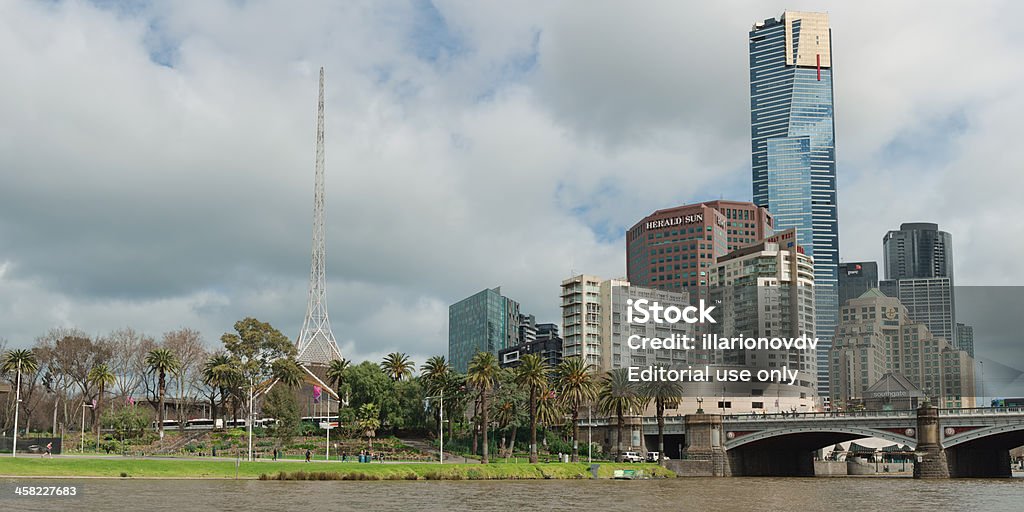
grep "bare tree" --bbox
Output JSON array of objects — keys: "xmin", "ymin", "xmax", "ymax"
[
  {"xmin": 107, "ymin": 328, "xmax": 154, "ymax": 401},
  {"xmin": 163, "ymin": 329, "xmax": 207, "ymax": 429}
]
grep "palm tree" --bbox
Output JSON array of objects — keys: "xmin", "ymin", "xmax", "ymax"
[
  {"xmin": 556, "ymin": 356, "xmax": 598, "ymax": 462},
  {"xmin": 515, "ymin": 354, "xmax": 550, "ymax": 463},
  {"xmin": 420, "ymin": 355, "xmax": 450, "ymax": 434},
  {"xmin": 640, "ymin": 374, "xmax": 684, "ymax": 466},
  {"xmin": 202, "ymin": 353, "xmax": 234, "ymax": 426},
  {"xmin": 325, "ymin": 358, "xmax": 350, "ymax": 398},
  {"xmin": 357, "ymin": 403, "xmax": 381, "ymax": 450},
  {"xmin": 272, "ymin": 357, "xmax": 304, "ymax": 388},
  {"xmin": 380, "ymin": 352, "xmax": 414, "ymax": 382},
  {"xmin": 146, "ymin": 348, "xmax": 181, "ymax": 438},
  {"xmin": 2, "ymin": 349, "xmax": 39, "ymax": 442},
  {"xmin": 599, "ymin": 368, "xmax": 641, "ymax": 462},
  {"xmin": 466, "ymin": 351, "xmax": 499, "ymax": 464},
  {"xmin": 87, "ymin": 363, "xmax": 116, "ymax": 441}
]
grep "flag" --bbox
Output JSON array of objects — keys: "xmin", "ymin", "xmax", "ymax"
[
  {"xmin": 313, "ymin": 385, "xmax": 322, "ymax": 404},
  {"xmin": 127, "ymin": 396, "xmax": 135, "ymax": 406}
]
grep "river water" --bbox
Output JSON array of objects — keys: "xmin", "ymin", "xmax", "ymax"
[{"xmin": 2, "ymin": 477, "xmax": 1022, "ymax": 511}]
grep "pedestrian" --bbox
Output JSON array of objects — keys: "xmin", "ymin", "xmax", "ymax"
[
  {"xmin": 272, "ymin": 448, "xmax": 278, "ymax": 461},
  {"xmin": 44, "ymin": 442, "xmax": 52, "ymax": 458},
  {"xmin": 341, "ymin": 451, "xmax": 346, "ymax": 462},
  {"xmin": 305, "ymin": 449, "xmax": 311, "ymax": 463}
]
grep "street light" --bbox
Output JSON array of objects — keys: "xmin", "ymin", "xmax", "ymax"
[
  {"xmin": 588, "ymin": 403, "xmax": 592, "ymax": 464},
  {"xmin": 11, "ymin": 358, "xmax": 22, "ymax": 458},
  {"xmin": 247, "ymin": 375, "xmax": 254, "ymax": 462},
  {"xmin": 979, "ymin": 361, "xmax": 985, "ymax": 408},
  {"xmin": 81, "ymin": 403, "xmax": 93, "ymax": 453},
  {"xmin": 325, "ymin": 395, "xmax": 333, "ymax": 461}
]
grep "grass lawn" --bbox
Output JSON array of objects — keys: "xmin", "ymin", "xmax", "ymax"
[{"xmin": 0, "ymin": 457, "xmax": 674, "ymax": 480}]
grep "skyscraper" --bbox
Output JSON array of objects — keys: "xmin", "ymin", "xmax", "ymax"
[
  {"xmin": 448, "ymin": 287, "xmax": 521, "ymax": 373},
  {"xmin": 880, "ymin": 223, "xmax": 957, "ymax": 345},
  {"xmin": 749, "ymin": 11, "xmax": 839, "ymax": 396},
  {"xmin": 838, "ymin": 261, "xmax": 878, "ymax": 306},
  {"xmin": 882, "ymin": 223, "xmax": 954, "ymax": 280}
]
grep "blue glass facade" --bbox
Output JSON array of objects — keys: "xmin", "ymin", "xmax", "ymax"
[
  {"xmin": 750, "ymin": 12, "xmax": 839, "ymax": 397},
  {"xmin": 448, "ymin": 287, "xmax": 521, "ymax": 374}
]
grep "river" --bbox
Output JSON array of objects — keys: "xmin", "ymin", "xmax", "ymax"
[{"xmin": 2, "ymin": 477, "xmax": 1022, "ymax": 511}]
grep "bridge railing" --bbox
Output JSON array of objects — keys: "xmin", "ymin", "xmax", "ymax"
[
  {"xmin": 722, "ymin": 410, "xmax": 916, "ymax": 421},
  {"xmin": 938, "ymin": 406, "xmax": 1024, "ymax": 416}
]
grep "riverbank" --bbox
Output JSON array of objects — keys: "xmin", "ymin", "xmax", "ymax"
[{"xmin": 0, "ymin": 457, "xmax": 674, "ymax": 480}]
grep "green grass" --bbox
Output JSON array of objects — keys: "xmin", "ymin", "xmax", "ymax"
[{"xmin": 0, "ymin": 457, "xmax": 674, "ymax": 480}]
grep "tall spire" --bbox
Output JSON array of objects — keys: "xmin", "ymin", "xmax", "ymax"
[{"xmin": 297, "ymin": 67, "xmax": 343, "ymax": 366}]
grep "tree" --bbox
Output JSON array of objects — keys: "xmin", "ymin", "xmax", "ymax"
[
  {"xmin": 515, "ymin": 354, "xmax": 550, "ymax": 463},
  {"xmin": 145, "ymin": 348, "xmax": 181, "ymax": 438},
  {"xmin": 467, "ymin": 351, "xmax": 499, "ymax": 464},
  {"xmin": 220, "ymin": 318, "xmax": 295, "ymax": 433},
  {"xmin": 106, "ymin": 328, "xmax": 153, "ymax": 401},
  {"xmin": 163, "ymin": 329, "xmax": 206, "ymax": 432},
  {"xmin": 202, "ymin": 353, "xmax": 238, "ymax": 426},
  {"xmin": 420, "ymin": 356, "xmax": 450, "ymax": 434},
  {"xmin": 380, "ymin": 352, "xmax": 414, "ymax": 382},
  {"xmin": 325, "ymin": 358, "xmax": 350, "ymax": 399},
  {"xmin": 490, "ymin": 370, "xmax": 526, "ymax": 459},
  {"xmin": 556, "ymin": 356, "xmax": 598, "ymax": 462},
  {"xmin": 640, "ymin": 372, "xmax": 684, "ymax": 466},
  {"xmin": 599, "ymin": 368, "xmax": 641, "ymax": 461},
  {"xmin": 357, "ymin": 403, "xmax": 381, "ymax": 450},
  {"xmin": 86, "ymin": 363, "xmax": 116, "ymax": 441},
  {"xmin": 346, "ymin": 361, "xmax": 397, "ymax": 426},
  {"xmin": 2, "ymin": 349, "xmax": 40, "ymax": 437},
  {"xmin": 262, "ymin": 386, "xmax": 300, "ymax": 448},
  {"xmin": 271, "ymin": 357, "xmax": 304, "ymax": 388}
]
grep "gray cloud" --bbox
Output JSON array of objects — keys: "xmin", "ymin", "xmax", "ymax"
[{"xmin": 1, "ymin": 0, "xmax": 1023, "ymax": 370}]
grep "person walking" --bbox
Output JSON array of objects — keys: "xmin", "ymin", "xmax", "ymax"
[{"xmin": 305, "ymin": 449, "xmax": 312, "ymax": 463}]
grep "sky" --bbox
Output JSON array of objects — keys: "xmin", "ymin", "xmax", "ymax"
[{"xmin": 2, "ymin": 0, "xmax": 1024, "ymax": 382}]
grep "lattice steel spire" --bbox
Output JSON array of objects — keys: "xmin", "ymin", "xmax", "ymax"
[{"xmin": 297, "ymin": 67, "xmax": 343, "ymax": 366}]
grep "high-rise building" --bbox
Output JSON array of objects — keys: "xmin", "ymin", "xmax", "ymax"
[
  {"xmin": 956, "ymin": 322, "xmax": 975, "ymax": 358},
  {"xmin": 710, "ymin": 229, "xmax": 819, "ymax": 406},
  {"xmin": 598, "ymin": 280, "xmax": 695, "ymax": 373},
  {"xmin": 448, "ymin": 287, "xmax": 521, "ymax": 373},
  {"xmin": 749, "ymin": 11, "xmax": 840, "ymax": 396},
  {"xmin": 498, "ymin": 322, "xmax": 563, "ymax": 369},
  {"xmin": 881, "ymin": 222, "xmax": 957, "ymax": 345},
  {"xmin": 626, "ymin": 200, "xmax": 773, "ymax": 294},
  {"xmin": 883, "ymin": 223, "xmax": 954, "ymax": 280},
  {"xmin": 561, "ymin": 275, "xmax": 603, "ymax": 369},
  {"xmin": 830, "ymin": 289, "xmax": 975, "ymax": 410},
  {"xmin": 518, "ymin": 314, "xmax": 538, "ymax": 345},
  {"xmin": 838, "ymin": 262, "xmax": 878, "ymax": 306}
]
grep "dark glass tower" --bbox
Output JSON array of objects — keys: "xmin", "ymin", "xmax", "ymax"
[{"xmin": 749, "ymin": 11, "xmax": 839, "ymax": 396}]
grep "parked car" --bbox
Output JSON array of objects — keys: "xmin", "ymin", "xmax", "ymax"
[
  {"xmin": 646, "ymin": 451, "xmax": 669, "ymax": 462},
  {"xmin": 619, "ymin": 451, "xmax": 643, "ymax": 463}
]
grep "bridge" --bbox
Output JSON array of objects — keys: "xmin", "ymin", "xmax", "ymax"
[{"xmin": 588, "ymin": 405, "xmax": 1024, "ymax": 478}]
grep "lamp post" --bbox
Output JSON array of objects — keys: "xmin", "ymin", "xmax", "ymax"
[
  {"xmin": 325, "ymin": 395, "xmax": 332, "ymax": 461},
  {"xmin": 979, "ymin": 361, "xmax": 985, "ymax": 408},
  {"xmin": 247, "ymin": 375, "xmax": 254, "ymax": 462},
  {"xmin": 11, "ymin": 359, "xmax": 22, "ymax": 458},
  {"xmin": 80, "ymin": 403, "xmax": 93, "ymax": 453},
  {"xmin": 588, "ymin": 403, "xmax": 592, "ymax": 464}
]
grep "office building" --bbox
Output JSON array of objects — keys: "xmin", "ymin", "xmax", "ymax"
[
  {"xmin": 838, "ymin": 262, "xmax": 878, "ymax": 307},
  {"xmin": 448, "ymin": 287, "xmax": 521, "ymax": 373},
  {"xmin": 499, "ymin": 323, "xmax": 563, "ymax": 369},
  {"xmin": 749, "ymin": 11, "xmax": 840, "ymax": 397},
  {"xmin": 709, "ymin": 229, "xmax": 819, "ymax": 409},
  {"xmin": 626, "ymin": 200, "xmax": 773, "ymax": 294},
  {"xmin": 830, "ymin": 289, "xmax": 975, "ymax": 410},
  {"xmin": 883, "ymin": 223, "xmax": 954, "ymax": 280},
  {"xmin": 956, "ymin": 323, "xmax": 975, "ymax": 358}
]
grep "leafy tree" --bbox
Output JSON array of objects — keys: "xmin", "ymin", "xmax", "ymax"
[
  {"xmin": 202, "ymin": 353, "xmax": 236, "ymax": 426},
  {"xmin": 262, "ymin": 385, "xmax": 301, "ymax": 448},
  {"xmin": 490, "ymin": 370, "xmax": 526, "ymax": 459},
  {"xmin": 101, "ymin": 404, "xmax": 150, "ymax": 442},
  {"xmin": 145, "ymin": 348, "xmax": 181, "ymax": 438},
  {"xmin": 346, "ymin": 361, "xmax": 397, "ymax": 425},
  {"xmin": 380, "ymin": 352, "xmax": 414, "ymax": 382},
  {"xmin": 555, "ymin": 356, "xmax": 598, "ymax": 462},
  {"xmin": 467, "ymin": 351, "xmax": 500, "ymax": 464},
  {"xmin": 641, "ymin": 371, "xmax": 684, "ymax": 466},
  {"xmin": 390, "ymin": 379, "xmax": 428, "ymax": 430},
  {"xmin": 86, "ymin": 363, "xmax": 116, "ymax": 439},
  {"xmin": 598, "ymin": 368, "xmax": 642, "ymax": 461},
  {"xmin": 514, "ymin": 354, "xmax": 550, "ymax": 463},
  {"xmin": 220, "ymin": 318, "xmax": 295, "ymax": 432}
]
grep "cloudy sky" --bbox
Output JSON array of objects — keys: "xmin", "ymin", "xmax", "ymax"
[{"xmin": 2, "ymin": 0, "xmax": 1023, "ymax": 378}]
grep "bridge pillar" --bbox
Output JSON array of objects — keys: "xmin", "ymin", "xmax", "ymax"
[
  {"xmin": 680, "ymin": 413, "xmax": 731, "ymax": 476},
  {"xmin": 913, "ymin": 404, "xmax": 949, "ymax": 479}
]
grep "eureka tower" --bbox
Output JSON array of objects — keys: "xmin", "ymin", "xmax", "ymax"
[{"xmin": 749, "ymin": 11, "xmax": 839, "ymax": 397}]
